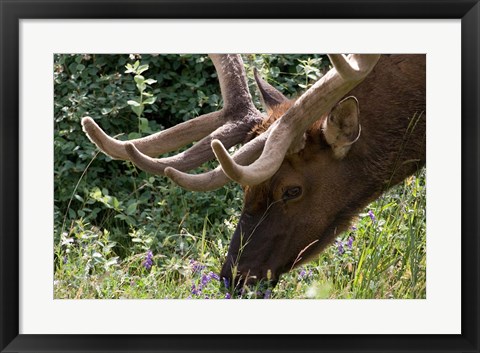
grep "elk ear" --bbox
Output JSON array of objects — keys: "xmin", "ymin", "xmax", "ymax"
[
  {"xmin": 322, "ymin": 96, "xmax": 361, "ymax": 159},
  {"xmin": 254, "ymin": 68, "xmax": 288, "ymax": 113}
]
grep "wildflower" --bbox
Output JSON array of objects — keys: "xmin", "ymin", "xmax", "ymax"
[
  {"xmin": 143, "ymin": 250, "xmax": 153, "ymax": 270},
  {"xmin": 264, "ymin": 289, "xmax": 272, "ymax": 299},
  {"xmin": 189, "ymin": 259, "xmax": 205, "ymax": 274},
  {"xmin": 210, "ymin": 272, "xmax": 220, "ymax": 281},
  {"xmin": 368, "ymin": 210, "xmax": 376, "ymax": 222},
  {"xmin": 297, "ymin": 268, "xmax": 313, "ymax": 281},
  {"xmin": 191, "ymin": 284, "xmax": 201, "ymax": 295},
  {"xmin": 337, "ymin": 241, "xmax": 345, "ymax": 255},
  {"xmin": 225, "ymin": 292, "xmax": 232, "ymax": 299},
  {"xmin": 347, "ymin": 236, "xmax": 354, "ymax": 249},
  {"xmin": 351, "ymin": 225, "xmax": 357, "ymax": 231},
  {"xmin": 201, "ymin": 273, "xmax": 210, "ymax": 286}
]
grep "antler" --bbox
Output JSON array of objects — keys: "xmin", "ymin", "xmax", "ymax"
[
  {"xmin": 82, "ymin": 54, "xmax": 263, "ymax": 177},
  {"xmin": 209, "ymin": 54, "xmax": 381, "ymax": 185},
  {"xmin": 162, "ymin": 125, "xmax": 273, "ymax": 191},
  {"xmin": 86, "ymin": 54, "xmax": 380, "ymax": 191}
]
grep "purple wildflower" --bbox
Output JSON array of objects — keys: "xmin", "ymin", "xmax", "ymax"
[
  {"xmin": 210, "ymin": 272, "xmax": 220, "ymax": 281},
  {"xmin": 143, "ymin": 250, "xmax": 153, "ymax": 270},
  {"xmin": 225, "ymin": 292, "xmax": 232, "ymax": 299},
  {"xmin": 368, "ymin": 210, "xmax": 376, "ymax": 222},
  {"xmin": 264, "ymin": 289, "xmax": 272, "ymax": 299},
  {"xmin": 337, "ymin": 241, "xmax": 345, "ymax": 255},
  {"xmin": 298, "ymin": 268, "xmax": 311, "ymax": 281},
  {"xmin": 191, "ymin": 284, "xmax": 201, "ymax": 295},
  {"xmin": 189, "ymin": 259, "xmax": 205, "ymax": 274},
  {"xmin": 351, "ymin": 225, "xmax": 357, "ymax": 231},
  {"xmin": 347, "ymin": 236, "xmax": 354, "ymax": 249},
  {"xmin": 201, "ymin": 273, "xmax": 210, "ymax": 286}
]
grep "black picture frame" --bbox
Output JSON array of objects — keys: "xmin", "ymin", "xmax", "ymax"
[{"xmin": 1, "ymin": 1, "xmax": 479, "ymax": 352}]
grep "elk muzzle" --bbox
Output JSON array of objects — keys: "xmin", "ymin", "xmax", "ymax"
[{"xmin": 219, "ymin": 210, "xmax": 286, "ymax": 290}]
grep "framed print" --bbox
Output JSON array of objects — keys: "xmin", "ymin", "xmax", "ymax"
[{"xmin": 1, "ymin": 0, "xmax": 479, "ymax": 352}]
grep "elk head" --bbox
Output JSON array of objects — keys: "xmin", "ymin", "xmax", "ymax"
[{"xmin": 82, "ymin": 54, "xmax": 426, "ymax": 290}]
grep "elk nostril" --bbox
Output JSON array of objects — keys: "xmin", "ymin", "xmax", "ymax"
[
  {"xmin": 242, "ymin": 212, "xmax": 253, "ymax": 221},
  {"xmin": 221, "ymin": 276, "xmax": 231, "ymax": 290}
]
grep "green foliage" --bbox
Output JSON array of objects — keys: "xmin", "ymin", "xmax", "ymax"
[
  {"xmin": 124, "ymin": 60, "xmax": 158, "ymax": 134},
  {"xmin": 55, "ymin": 54, "xmax": 222, "ymax": 241},
  {"xmin": 54, "ymin": 54, "xmax": 426, "ymax": 299}
]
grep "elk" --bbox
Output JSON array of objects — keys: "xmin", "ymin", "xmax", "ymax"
[{"xmin": 82, "ymin": 54, "xmax": 426, "ymax": 288}]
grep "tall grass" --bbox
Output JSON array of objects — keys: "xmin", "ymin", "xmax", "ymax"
[{"xmin": 54, "ymin": 167, "xmax": 426, "ymax": 299}]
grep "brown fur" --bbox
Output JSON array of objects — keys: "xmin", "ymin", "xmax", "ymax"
[{"xmin": 250, "ymin": 100, "xmax": 295, "ymax": 137}]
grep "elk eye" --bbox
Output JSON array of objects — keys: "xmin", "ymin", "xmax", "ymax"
[{"xmin": 283, "ymin": 186, "xmax": 302, "ymax": 200}]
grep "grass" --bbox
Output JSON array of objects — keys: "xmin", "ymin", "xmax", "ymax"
[{"xmin": 54, "ymin": 165, "xmax": 426, "ymax": 300}]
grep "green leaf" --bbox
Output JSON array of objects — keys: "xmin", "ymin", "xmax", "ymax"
[
  {"xmin": 112, "ymin": 197, "xmax": 120, "ymax": 210},
  {"xmin": 269, "ymin": 67, "xmax": 280, "ymax": 77},
  {"xmin": 134, "ymin": 75, "xmax": 145, "ymax": 84},
  {"xmin": 143, "ymin": 96, "xmax": 157, "ymax": 105},
  {"xmin": 137, "ymin": 64, "xmax": 149, "ymax": 74},
  {"xmin": 68, "ymin": 63, "xmax": 77, "ymax": 72},
  {"xmin": 68, "ymin": 208, "xmax": 76, "ymax": 219},
  {"xmin": 131, "ymin": 105, "xmax": 144, "ymax": 117},
  {"xmin": 127, "ymin": 132, "xmax": 141, "ymax": 139},
  {"xmin": 144, "ymin": 78, "xmax": 157, "ymax": 85},
  {"xmin": 139, "ymin": 117, "xmax": 150, "ymax": 133},
  {"xmin": 126, "ymin": 202, "xmax": 137, "ymax": 215},
  {"xmin": 127, "ymin": 100, "xmax": 141, "ymax": 107},
  {"xmin": 90, "ymin": 187, "xmax": 102, "ymax": 199},
  {"xmin": 136, "ymin": 82, "xmax": 146, "ymax": 92},
  {"xmin": 101, "ymin": 107, "xmax": 113, "ymax": 115},
  {"xmin": 124, "ymin": 63, "xmax": 135, "ymax": 74},
  {"xmin": 105, "ymin": 257, "xmax": 118, "ymax": 268}
]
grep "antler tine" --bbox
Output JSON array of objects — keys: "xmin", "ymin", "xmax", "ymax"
[
  {"xmin": 211, "ymin": 54, "xmax": 253, "ymax": 111},
  {"xmin": 82, "ymin": 112, "xmax": 222, "ymax": 160},
  {"xmin": 164, "ymin": 130, "xmax": 268, "ymax": 191},
  {"xmin": 213, "ymin": 54, "xmax": 381, "ymax": 186},
  {"xmin": 83, "ymin": 54, "xmax": 263, "ymax": 174},
  {"xmin": 123, "ymin": 114, "xmax": 258, "ymax": 175}
]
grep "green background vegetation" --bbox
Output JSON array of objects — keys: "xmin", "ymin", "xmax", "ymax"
[{"xmin": 54, "ymin": 54, "xmax": 426, "ymax": 299}]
